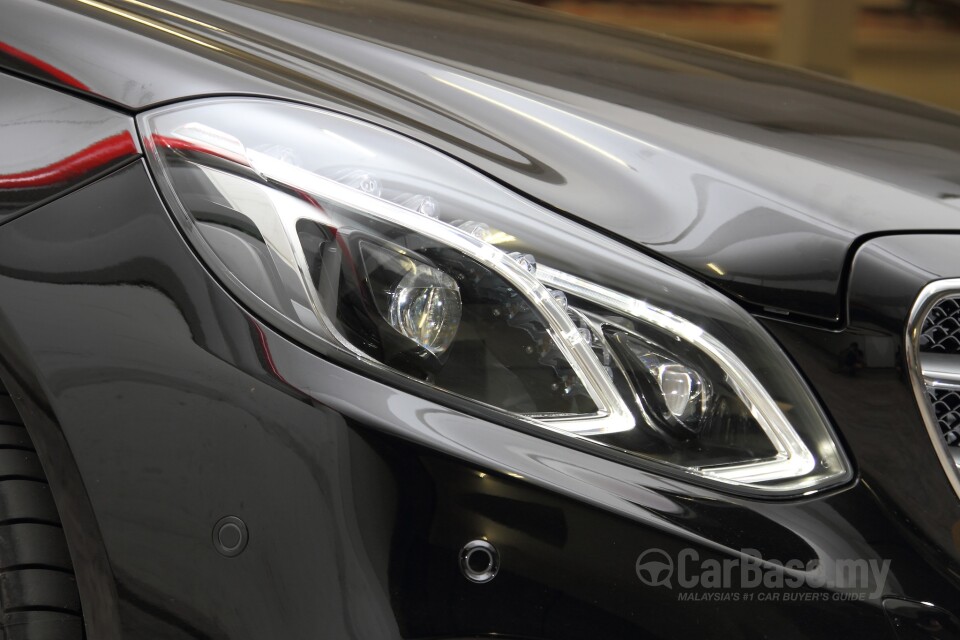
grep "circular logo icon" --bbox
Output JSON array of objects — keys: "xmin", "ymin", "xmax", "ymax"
[{"xmin": 635, "ymin": 548, "xmax": 674, "ymax": 587}]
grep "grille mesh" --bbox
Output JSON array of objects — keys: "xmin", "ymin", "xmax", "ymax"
[
  {"xmin": 913, "ymin": 287, "xmax": 960, "ymax": 493},
  {"xmin": 920, "ymin": 297, "xmax": 960, "ymax": 354},
  {"xmin": 927, "ymin": 387, "xmax": 960, "ymax": 446}
]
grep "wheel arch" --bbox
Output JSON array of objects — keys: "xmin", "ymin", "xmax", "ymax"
[{"xmin": 0, "ymin": 330, "xmax": 124, "ymax": 640}]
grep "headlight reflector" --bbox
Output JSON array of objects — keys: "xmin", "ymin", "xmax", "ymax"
[{"xmin": 367, "ymin": 243, "xmax": 462, "ymax": 356}]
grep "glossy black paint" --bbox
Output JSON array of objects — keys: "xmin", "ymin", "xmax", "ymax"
[
  {"xmin": 884, "ymin": 598, "xmax": 960, "ymax": 640},
  {"xmin": 2, "ymin": 1, "xmax": 960, "ymax": 637},
  {"xmin": 0, "ymin": 160, "xmax": 956, "ymax": 639},
  {"xmin": 0, "ymin": 73, "xmax": 139, "ymax": 226},
  {"xmin": 848, "ymin": 235, "xmax": 960, "ymax": 336},
  {"xmin": 4, "ymin": 0, "xmax": 960, "ymax": 323},
  {"xmin": 761, "ymin": 235, "xmax": 960, "ymax": 604}
]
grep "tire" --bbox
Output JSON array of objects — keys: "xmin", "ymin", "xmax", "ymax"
[{"xmin": 0, "ymin": 387, "xmax": 83, "ymax": 640}]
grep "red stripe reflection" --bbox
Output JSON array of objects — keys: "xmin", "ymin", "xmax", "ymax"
[
  {"xmin": 147, "ymin": 133, "xmax": 251, "ymax": 167},
  {"xmin": 0, "ymin": 132, "xmax": 138, "ymax": 190},
  {"xmin": 0, "ymin": 42, "xmax": 90, "ymax": 91},
  {"xmin": 252, "ymin": 321, "xmax": 292, "ymax": 386}
]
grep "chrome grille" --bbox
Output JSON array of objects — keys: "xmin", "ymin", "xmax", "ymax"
[
  {"xmin": 927, "ymin": 386, "xmax": 960, "ymax": 446},
  {"xmin": 920, "ymin": 297, "xmax": 960, "ymax": 354},
  {"xmin": 908, "ymin": 283, "xmax": 960, "ymax": 498}
]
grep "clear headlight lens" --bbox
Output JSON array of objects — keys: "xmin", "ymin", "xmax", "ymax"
[{"xmin": 140, "ymin": 99, "xmax": 851, "ymax": 494}]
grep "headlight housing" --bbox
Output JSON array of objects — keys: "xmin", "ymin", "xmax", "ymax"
[{"xmin": 140, "ymin": 99, "xmax": 850, "ymax": 495}]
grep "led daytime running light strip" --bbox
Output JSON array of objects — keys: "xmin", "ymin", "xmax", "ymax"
[
  {"xmin": 172, "ymin": 125, "xmax": 636, "ymax": 436},
  {"xmin": 537, "ymin": 266, "xmax": 817, "ymax": 483}
]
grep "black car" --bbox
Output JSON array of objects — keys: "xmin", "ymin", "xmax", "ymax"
[{"xmin": 1, "ymin": 1, "xmax": 959, "ymax": 638}]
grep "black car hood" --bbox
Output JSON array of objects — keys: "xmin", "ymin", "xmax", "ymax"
[{"xmin": 5, "ymin": 0, "xmax": 960, "ymax": 323}]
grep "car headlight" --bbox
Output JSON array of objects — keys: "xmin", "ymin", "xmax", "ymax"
[{"xmin": 139, "ymin": 98, "xmax": 850, "ymax": 495}]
